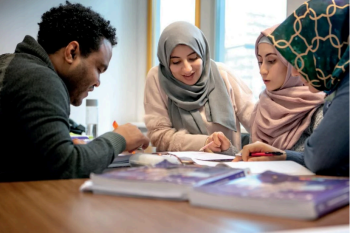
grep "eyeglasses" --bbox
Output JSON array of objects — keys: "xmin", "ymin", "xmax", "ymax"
[{"xmin": 152, "ymin": 152, "xmax": 195, "ymax": 165}]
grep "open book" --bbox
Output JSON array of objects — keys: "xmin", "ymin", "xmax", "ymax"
[
  {"xmin": 169, "ymin": 151, "xmax": 315, "ymax": 176},
  {"xmin": 107, "ymin": 152, "xmax": 314, "ymax": 176},
  {"xmin": 189, "ymin": 171, "xmax": 349, "ymax": 220},
  {"xmin": 108, "ymin": 152, "xmax": 235, "ymax": 168}
]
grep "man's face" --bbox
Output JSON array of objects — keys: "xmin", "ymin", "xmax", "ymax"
[{"xmin": 66, "ymin": 39, "xmax": 112, "ymax": 106}]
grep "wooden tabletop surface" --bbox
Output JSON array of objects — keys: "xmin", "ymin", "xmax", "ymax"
[{"xmin": 0, "ymin": 179, "xmax": 348, "ymax": 233}]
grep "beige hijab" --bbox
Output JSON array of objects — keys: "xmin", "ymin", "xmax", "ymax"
[{"xmin": 250, "ymin": 25, "xmax": 325, "ymax": 150}]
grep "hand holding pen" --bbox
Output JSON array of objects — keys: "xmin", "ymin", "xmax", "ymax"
[
  {"xmin": 112, "ymin": 121, "xmax": 150, "ymax": 153},
  {"xmin": 233, "ymin": 141, "xmax": 286, "ymax": 162}
]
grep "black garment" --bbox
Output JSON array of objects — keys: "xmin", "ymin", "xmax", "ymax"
[{"xmin": 0, "ymin": 36, "xmax": 126, "ymax": 181}]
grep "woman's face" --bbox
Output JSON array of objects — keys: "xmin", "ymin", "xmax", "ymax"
[
  {"xmin": 169, "ymin": 45, "xmax": 203, "ymax": 86},
  {"xmin": 291, "ymin": 67, "xmax": 320, "ymax": 93},
  {"xmin": 257, "ymin": 43, "xmax": 287, "ymax": 91}
]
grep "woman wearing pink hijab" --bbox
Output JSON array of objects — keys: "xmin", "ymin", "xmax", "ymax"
[
  {"xmin": 205, "ymin": 25, "xmax": 324, "ymax": 153},
  {"xmin": 250, "ymin": 25, "xmax": 325, "ymax": 151}
]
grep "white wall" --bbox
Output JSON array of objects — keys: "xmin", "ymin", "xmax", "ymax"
[
  {"xmin": 287, "ymin": 0, "xmax": 307, "ymax": 15},
  {"xmin": 0, "ymin": 0, "xmax": 147, "ymax": 136}
]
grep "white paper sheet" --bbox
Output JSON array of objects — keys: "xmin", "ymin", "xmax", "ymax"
[
  {"xmin": 192, "ymin": 159, "xmax": 315, "ymax": 176},
  {"xmin": 168, "ymin": 151, "xmax": 235, "ymax": 161}
]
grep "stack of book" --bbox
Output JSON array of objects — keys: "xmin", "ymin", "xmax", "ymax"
[
  {"xmin": 81, "ymin": 162, "xmax": 249, "ymax": 200},
  {"xmin": 80, "ymin": 152, "xmax": 349, "ymax": 220},
  {"xmin": 189, "ymin": 171, "xmax": 349, "ymax": 220}
]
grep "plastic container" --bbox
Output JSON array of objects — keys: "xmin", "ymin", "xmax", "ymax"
[{"xmin": 86, "ymin": 99, "xmax": 98, "ymax": 138}]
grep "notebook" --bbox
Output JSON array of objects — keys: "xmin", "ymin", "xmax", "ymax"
[{"xmin": 189, "ymin": 171, "xmax": 349, "ymax": 220}]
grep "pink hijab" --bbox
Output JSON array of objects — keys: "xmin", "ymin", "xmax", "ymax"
[{"xmin": 250, "ymin": 25, "xmax": 325, "ymax": 150}]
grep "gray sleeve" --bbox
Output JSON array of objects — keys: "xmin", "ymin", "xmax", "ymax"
[
  {"xmin": 99, "ymin": 132, "xmax": 126, "ymax": 156},
  {"xmin": 285, "ymin": 150, "xmax": 305, "ymax": 166},
  {"xmin": 219, "ymin": 144, "xmax": 239, "ymax": 156},
  {"xmin": 8, "ymin": 68, "xmax": 126, "ymax": 179},
  {"xmin": 301, "ymin": 75, "xmax": 349, "ymax": 176}
]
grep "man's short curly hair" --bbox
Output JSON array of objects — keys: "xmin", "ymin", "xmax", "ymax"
[{"xmin": 37, "ymin": 1, "xmax": 117, "ymax": 56}]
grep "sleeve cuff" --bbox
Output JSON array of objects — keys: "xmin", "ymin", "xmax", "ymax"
[
  {"xmin": 285, "ymin": 150, "xmax": 305, "ymax": 166},
  {"xmin": 99, "ymin": 132, "xmax": 126, "ymax": 156},
  {"xmin": 220, "ymin": 144, "xmax": 238, "ymax": 156}
]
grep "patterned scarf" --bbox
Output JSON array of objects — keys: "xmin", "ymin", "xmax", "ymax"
[{"xmin": 268, "ymin": 0, "xmax": 349, "ymax": 94}]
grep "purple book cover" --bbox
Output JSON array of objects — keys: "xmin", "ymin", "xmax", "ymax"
[
  {"xmin": 98, "ymin": 163, "xmax": 247, "ymax": 187},
  {"xmin": 70, "ymin": 135, "xmax": 89, "ymax": 140},
  {"xmin": 195, "ymin": 171, "xmax": 349, "ymax": 217}
]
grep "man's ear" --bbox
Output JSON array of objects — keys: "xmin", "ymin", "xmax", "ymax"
[{"xmin": 64, "ymin": 41, "xmax": 80, "ymax": 64}]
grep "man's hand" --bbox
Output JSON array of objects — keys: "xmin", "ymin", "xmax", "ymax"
[
  {"xmin": 204, "ymin": 132, "xmax": 231, "ymax": 153},
  {"xmin": 113, "ymin": 123, "xmax": 150, "ymax": 152},
  {"xmin": 233, "ymin": 141, "xmax": 286, "ymax": 162},
  {"xmin": 72, "ymin": 138, "xmax": 87, "ymax": 145}
]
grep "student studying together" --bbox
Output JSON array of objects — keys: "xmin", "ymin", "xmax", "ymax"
[
  {"xmin": 205, "ymin": 24, "xmax": 326, "ymax": 155},
  {"xmin": 0, "ymin": 0, "xmax": 349, "ymax": 232},
  {"xmin": 210, "ymin": 0, "xmax": 349, "ymax": 177}
]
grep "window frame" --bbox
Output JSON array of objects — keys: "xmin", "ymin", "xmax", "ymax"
[{"xmin": 146, "ymin": 0, "xmax": 201, "ymax": 73}]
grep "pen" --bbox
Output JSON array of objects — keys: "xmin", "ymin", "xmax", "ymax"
[
  {"xmin": 113, "ymin": 120, "xmax": 118, "ymax": 129},
  {"xmin": 235, "ymin": 152, "xmax": 285, "ymax": 157},
  {"xmin": 199, "ymin": 141, "xmax": 214, "ymax": 152}
]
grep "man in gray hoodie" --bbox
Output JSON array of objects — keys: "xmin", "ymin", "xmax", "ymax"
[{"xmin": 0, "ymin": 1, "xmax": 149, "ymax": 181}]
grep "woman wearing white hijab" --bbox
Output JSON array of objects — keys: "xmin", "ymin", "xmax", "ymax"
[{"xmin": 144, "ymin": 21, "xmax": 255, "ymax": 153}]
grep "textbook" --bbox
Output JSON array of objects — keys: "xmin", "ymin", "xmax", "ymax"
[
  {"xmin": 108, "ymin": 154, "xmax": 132, "ymax": 168},
  {"xmin": 81, "ymin": 162, "xmax": 250, "ymax": 200},
  {"xmin": 189, "ymin": 171, "xmax": 349, "ymax": 220}
]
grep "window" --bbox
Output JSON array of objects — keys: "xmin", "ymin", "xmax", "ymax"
[
  {"xmin": 216, "ymin": 0, "xmax": 287, "ymax": 102},
  {"xmin": 147, "ymin": 0, "xmax": 199, "ymax": 72},
  {"xmin": 160, "ymin": 0, "xmax": 196, "ymax": 32}
]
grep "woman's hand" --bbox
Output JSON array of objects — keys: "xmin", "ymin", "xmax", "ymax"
[
  {"xmin": 204, "ymin": 132, "xmax": 231, "ymax": 153},
  {"xmin": 233, "ymin": 141, "xmax": 286, "ymax": 162}
]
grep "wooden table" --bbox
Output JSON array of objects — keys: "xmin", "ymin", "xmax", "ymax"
[{"xmin": 0, "ymin": 179, "xmax": 348, "ymax": 233}]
